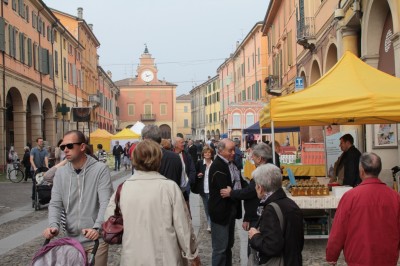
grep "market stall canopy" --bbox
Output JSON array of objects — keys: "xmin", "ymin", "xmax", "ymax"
[
  {"xmin": 130, "ymin": 121, "xmax": 145, "ymax": 135},
  {"xmin": 90, "ymin": 129, "xmax": 113, "ymax": 152},
  {"xmin": 244, "ymin": 122, "xmax": 300, "ymax": 134},
  {"xmin": 112, "ymin": 128, "xmax": 141, "ymax": 140},
  {"xmin": 259, "ymin": 51, "xmax": 400, "ymax": 128}
]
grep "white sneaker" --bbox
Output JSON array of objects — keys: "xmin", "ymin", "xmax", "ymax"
[{"xmin": 207, "ymin": 226, "xmax": 211, "ymax": 233}]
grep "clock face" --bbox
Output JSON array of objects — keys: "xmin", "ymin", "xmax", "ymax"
[{"xmin": 141, "ymin": 70, "xmax": 154, "ymax": 82}]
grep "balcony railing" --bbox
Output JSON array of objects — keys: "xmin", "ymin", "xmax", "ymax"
[
  {"xmin": 297, "ymin": 17, "xmax": 315, "ymax": 40},
  {"xmin": 141, "ymin": 114, "xmax": 156, "ymax": 121}
]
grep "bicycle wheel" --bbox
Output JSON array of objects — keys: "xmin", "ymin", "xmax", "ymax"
[{"xmin": 8, "ymin": 169, "xmax": 24, "ymax": 183}]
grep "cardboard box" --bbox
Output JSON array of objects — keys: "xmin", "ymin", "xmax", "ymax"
[{"xmin": 332, "ymin": 186, "xmax": 352, "ymax": 198}]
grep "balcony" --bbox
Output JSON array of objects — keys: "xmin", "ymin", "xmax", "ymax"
[
  {"xmin": 89, "ymin": 94, "xmax": 101, "ymax": 107},
  {"xmin": 297, "ymin": 17, "xmax": 316, "ymax": 51},
  {"xmin": 141, "ymin": 114, "xmax": 156, "ymax": 121}
]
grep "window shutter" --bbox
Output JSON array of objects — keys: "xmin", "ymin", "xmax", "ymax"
[
  {"xmin": 40, "ymin": 47, "xmax": 49, "ymax": 75},
  {"xmin": 63, "ymin": 57, "xmax": 66, "ymax": 80},
  {"xmin": 0, "ymin": 18, "xmax": 5, "ymax": 52},
  {"xmin": 49, "ymin": 53, "xmax": 53, "ymax": 79},
  {"xmin": 37, "ymin": 17, "xmax": 41, "ymax": 33},
  {"xmin": 72, "ymin": 64, "xmax": 77, "ymax": 85},
  {"xmin": 19, "ymin": 32, "xmax": 24, "ymax": 63},
  {"xmin": 27, "ymin": 38, "xmax": 32, "ymax": 66},
  {"xmin": 32, "ymin": 12, "xmax": 36, "ymax": 28},
  {"xmin": 54, "ymin": 50, "xmax": 58, "ymax": 74},
  {"xmin": 12, "ymin": 0, "xmax": 16, "ymax": 11}
]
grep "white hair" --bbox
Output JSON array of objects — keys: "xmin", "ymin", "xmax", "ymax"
[{"xmin": 252, "ymin": 163, "xmax": 282, "ymax": 193}]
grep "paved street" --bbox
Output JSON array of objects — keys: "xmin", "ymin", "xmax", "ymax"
[{"xmin": 0, "ymin": 168, "xmax": 395, "ymax": 265}]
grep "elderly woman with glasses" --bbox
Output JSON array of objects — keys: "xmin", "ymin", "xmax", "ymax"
[
  {"xmin": 104, "ymin": 139, "xmax": 200, "ymax": 266},
  {"xmin": 248, "ymin": 164, "xmax": 304, "ymax": 266}
]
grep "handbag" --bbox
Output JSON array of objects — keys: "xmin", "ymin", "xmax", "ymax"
[
  {"xmin": 247, "ymin": 202, "xmax": 284, "ymax": 266},
  {"xmin": 102, "ymin": 182, "xmax": 124, "ymax": 244}
]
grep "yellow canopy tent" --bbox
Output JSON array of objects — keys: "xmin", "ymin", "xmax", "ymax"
[
  {"xmin": 90, "ymin": 129, "xmax": 113, "ymax": 152},
  {"xmin": 259, "ymin": 51, "xmax": 400, "ymax": 128},
  {"xmin": 111, "ymin": 128, "xmax": 140, "ymax": 148}
]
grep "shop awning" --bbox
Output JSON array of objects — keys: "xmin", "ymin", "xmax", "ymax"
[
  {"xmin": 243, "ymin": 122, "xmax": 300, "ymax": 134},
  {"xmin": 259, "ymin": 51, "xmax": 400, "ymax": 128}
]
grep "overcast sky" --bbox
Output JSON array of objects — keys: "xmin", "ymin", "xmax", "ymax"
[{"xmin": 45, "ymin": 0, "xmax": 269, "ymax": 95}]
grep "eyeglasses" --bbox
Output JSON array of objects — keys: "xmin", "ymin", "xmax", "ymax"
[{"xmin": 60, "ymin": 142, "xmax": 82, "ymax": 151}]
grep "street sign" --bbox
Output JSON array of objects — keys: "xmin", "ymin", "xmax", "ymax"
[{"xmin": 295, "ymin": 77, "xmax": 304, "ymax": 91}]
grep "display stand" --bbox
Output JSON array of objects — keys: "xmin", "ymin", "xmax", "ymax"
[{"xmin": 286, "ymin": 191, "xmax": 340, "ymax": 239}]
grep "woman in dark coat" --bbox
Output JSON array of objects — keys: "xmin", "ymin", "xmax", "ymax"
[
  {"xmin": 249, "ymin": 164, "xmax": 304, "ymax": 266},
  {"xmin": 22, "ymin": 146, "xmax": 31, "ymax": 182}
]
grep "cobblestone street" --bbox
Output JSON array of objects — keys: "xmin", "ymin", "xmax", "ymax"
[{"xmin": 0, "ymin": 169, "xmax": 398, "ymax": 265}]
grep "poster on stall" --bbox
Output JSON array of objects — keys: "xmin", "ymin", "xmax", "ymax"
[{"xmin": 325, "ymin": 129, "xmax": 357, "ymax": 177}]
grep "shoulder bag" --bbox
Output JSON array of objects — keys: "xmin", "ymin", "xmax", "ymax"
[
  {"xmin": 102, "ymin": 182, "xmax": 124, "ymax": 244},
  {"xmin": 248, "ymin": 202, "xmax": 284, "ymax": 266}
]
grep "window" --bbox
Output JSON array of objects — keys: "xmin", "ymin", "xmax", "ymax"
[
  {"xmin": 213, "ymin": 112, "xmax": 217, "ymax": 122},
  {"xmin": 63, "ymin": 57, "xmax": 66, "ymax": 80},
  {"xmin": 19, "ymin": 32, "xmax": 25, "ymax": 63},
  {"xmin": 233, "ymin": 113, "xmax": 241, "ymax": 128},
  {"xmin": 0, "ymin": 18, "xmax": 4, "ymax": 52},
  {"xmin": 246, "ymin": 113, "xmax": 255, "ymax": 128},
  {"xmin": 25, "ymin": 5, "xmax": 29, "ymax": 22},
  {"xmin": 184, "ymin": 119, "xmax": 188, "ymax": 128},
  {"xmin": 160, "ymin": 104, "xmax": 167, "ymax": 115},
  {"xmin": 26, "ymin": 38, "xmax": 32, "ymax": 66},
  {"xmin": 144, "ymin": 104, "xmax": 152, "ymax": 115},
  {"xmin": 128, "ymin": 104, "xmax": 135, "ymax": 116},
  {"xmin": 32, "ymin": 12, "xmax": 36, "ymax": 29},
  {"xmin": 288, "ymin": 31, "xmax": 293, "ymax": 66},
  {"xmin": 209, "ymin": 114, "xmax": 212, "ymax": 123},
  {"xmin": 33, "ymin": 42, "xmax": 38, "ymax": 70},
  {"xmin": 184, "ymin": 106, "xmax": 188, "ymax": 113},
  {"xmin": 54, "ymin": 50, "xmax": 58, "ymax": 75}
]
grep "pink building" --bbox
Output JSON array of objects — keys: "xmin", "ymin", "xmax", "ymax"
[
  {"xmin": 218, "ymin": 22, "xmax": 267, "ymax": 141},
  {"xmin": 115, "ymin": 47, "xmax": 177, "ymax": 138}
]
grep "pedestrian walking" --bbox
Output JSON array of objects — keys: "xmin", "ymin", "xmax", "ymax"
[
  {"xmin": 43, "ymin": 130, "xmax": 113, "ymax": 266},
  {"xmin": 112, "ymin": 141, "xmax": 123, "ymax": 171},
  {"xmin": 22, "ymin": 146, "xmax": 31, "ymax": 182},
  {"xmin": 104, "ymin": 140, "xmax": 200, "ymax": 265},
  {"xmin": 30, "ymin": 137, "xmax": 49, "ymax": 203},
  {"xmin": 122, "ymin": 143, "xmax": 131, "ymax": 171}
]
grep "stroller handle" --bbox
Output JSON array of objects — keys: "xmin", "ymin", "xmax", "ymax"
[{"xmin": 88, "ymin": 239, "xmax": 100, "ymax": 266}]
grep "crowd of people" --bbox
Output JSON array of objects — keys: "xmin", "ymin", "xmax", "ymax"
[{"xmin": 18, "ymin": 124, "xmax": 397, "ymax": 266}]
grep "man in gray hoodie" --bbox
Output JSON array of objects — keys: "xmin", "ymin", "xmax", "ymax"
[{"xmin": 43, "ymin": 130, "xmax": 113, "ymax": 265}]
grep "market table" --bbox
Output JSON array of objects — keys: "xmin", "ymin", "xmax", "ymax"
[
  {"xmin": 243, "ymin": 160, "xmax": 326, "ymax": 178},
  {"xmin": 286, "ymin": 191, "xmax": 343, "ymax": 239},
  {"xmin": 282, "ymin": 163, "xmax": 326, "ymax": 177}
]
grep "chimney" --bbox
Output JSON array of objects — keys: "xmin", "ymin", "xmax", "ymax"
[
  {"xmin": 107, "ymin": 71, "xmax": 112, "ymax": 79},
  {"xmin": 236, "ymin": 41, "xmax": 240, "ymax": 49},
  {"xmin": 88, "ymin": 24, "xmax": 93, "ymax": 31},
  {"xmin": 208, "ymin": 76, "xmax": 211, "ymax": 79},
  {"xmin": 77, "ymin": 7, "xmax": 83, "ymax": 19}
]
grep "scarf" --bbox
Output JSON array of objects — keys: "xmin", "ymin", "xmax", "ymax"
[
  {"xmin": 228, "ymin": 162, "xmax": 242, "ymax": 190},
  {"xmin": 257, "ymin": 191, "xmax": 273, "ymax": 216}
]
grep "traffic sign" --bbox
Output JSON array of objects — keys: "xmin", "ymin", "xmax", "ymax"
[{"xmin": 295, "ymin": 77, "xmax": 304, "ymax": 91}]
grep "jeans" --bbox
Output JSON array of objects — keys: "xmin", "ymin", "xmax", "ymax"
[
  {"xmin": 200, "ymin": 193, "xmax": 211, "ymax": 226},
  {"xmin": 211, "ymin": 211, "xmax": 236, "ymax": 266},
  {"xmin": 114, "ymin": 155, "xmax": 121, "ymax": 170}
]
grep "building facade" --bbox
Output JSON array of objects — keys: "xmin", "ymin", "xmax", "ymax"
[
  {"xmin": 115, "ymin": 47, "xmax": 177, "ymax": 139},
  {"xmin": 218, "ymin": 22, "xmax": 267, "ymax": 142},
  {"xmin": 190, "ymin": 80, "xmax": 206, "ymax": 141},
  {"xmin": 97, "ymin": 67, "xmax": 119, "ymax": 133},
  {"xmin": 51, "ymin": 7, "xmax": 100, "ymax": 136},
  {"xmin": 0, "ymin": 0, "xmax": 59, "ymax": 168},
  {"xmin": 204, "ymin": 75, "xmax": 221, "ymax": 140},
  {"xmin": 176, "ymin": 94, "xmax": 192, "ymax": 140}
]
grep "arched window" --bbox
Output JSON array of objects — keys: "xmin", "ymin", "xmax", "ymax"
[
  {"xmin": 246, "ymin": 113, "xmax": 254, "ymax": 128},
  {"xmin": 233, "ymin": 113, "xmax": 241, "ymax": 128}
]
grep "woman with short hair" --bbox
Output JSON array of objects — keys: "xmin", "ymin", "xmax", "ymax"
[
  {"xmin": 248, "ymin": 164, "xmax": 304, "ymax": 266},
  {"xmin": 104, "ymin": 139, "xmax": 200, "ymax": 265}
]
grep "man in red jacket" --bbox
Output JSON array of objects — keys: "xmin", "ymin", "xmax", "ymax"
[{"xmin": 326, "ymin": 152, "xmax": 400, "ymax": 266}]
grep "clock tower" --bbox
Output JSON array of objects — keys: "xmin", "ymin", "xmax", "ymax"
[
  {"xmin": 137, "ymin": 45, "xmax": 157, "ymax": 84},
  {"xmin": 115, "ymin": 45, "xmax": 178, "ymax": 139}
]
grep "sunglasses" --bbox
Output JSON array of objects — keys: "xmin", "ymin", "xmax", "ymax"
[{"xmin": 60, "ymin": 142, "xmax": 82, "ymax": 151}]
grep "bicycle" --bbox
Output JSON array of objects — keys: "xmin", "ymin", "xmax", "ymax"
[{"xmin": 7, "ymin": 160, "xmax": 25, "ymax": 183}]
